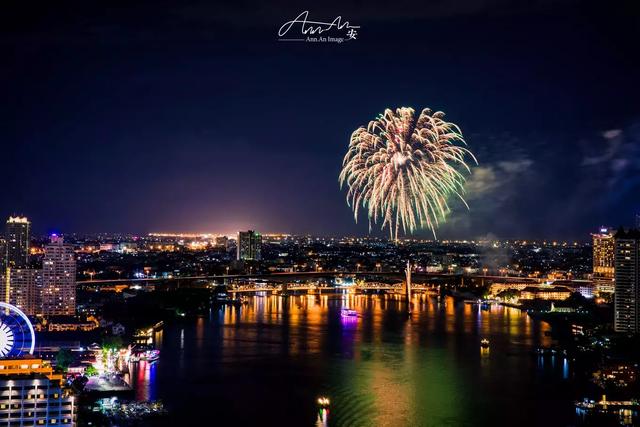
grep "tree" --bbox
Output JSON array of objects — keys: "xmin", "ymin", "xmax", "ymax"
[
  {"xmin": 56, "ymin": 349, "xmax": 74, "ymax": 371},
  {"xmin": 102, "ymin": 335, "xmax": 123, "ymax": 350},
  {"xmin": 497, "ymin": 289, "xmax": 521, "ymax": 302},
  {"xmin": 564, "ymin": 292, "xmax": 589, "ymax": 307}
]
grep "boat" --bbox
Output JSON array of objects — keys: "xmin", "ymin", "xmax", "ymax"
[
  {"xmin": 317, "ymin": 397, "xmax": 330, "ymax": 408},
  {"xmin": 215, "ymin": 293, "xmax": 230, "ymax": 302},
  {"xmin": 139, "ymin": 350, "xmax": 160, "ymax": 362},
  {"xmin": 341, "ymin": 308, "xmax": 358, "ymax": 317},
  {"xmin": 575, "ymin": 397, "xmax": 640, "ymax": 412},
  {"xmin": 480, "ymin": 338, "xmax": 490, "ymax": 348}
]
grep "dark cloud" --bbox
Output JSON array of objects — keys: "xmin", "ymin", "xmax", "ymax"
[{"xmin": 438, "ymin": 122, "xmax": 640, "ymax": 240}]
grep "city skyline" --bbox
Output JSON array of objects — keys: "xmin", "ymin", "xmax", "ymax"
[
  {"xmin": 3, "ymin": 218, "xmax": 640, "ymax": 243},
  {"xmin": 2, "ymin": 1, "xmax": 639, "ymax": 240}
]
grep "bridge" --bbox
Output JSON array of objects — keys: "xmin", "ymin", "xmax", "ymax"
[{"xmin": 77, "ymin": 270, "xmax": 542, "ymax": 288}]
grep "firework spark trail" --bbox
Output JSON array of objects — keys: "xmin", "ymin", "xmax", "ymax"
[{"xmin": 339, "ymin": 107, "xmax": 477, "ymax": 240}]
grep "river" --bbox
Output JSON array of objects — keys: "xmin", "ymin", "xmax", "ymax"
[{"xmin": 127, "ymin": 293, "xmax": 583, "ymax": 426}]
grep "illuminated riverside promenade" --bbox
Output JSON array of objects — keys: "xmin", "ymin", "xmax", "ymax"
[{"xmin": 228, "ymin": 282, "xmax": 438, "ymax": 294}]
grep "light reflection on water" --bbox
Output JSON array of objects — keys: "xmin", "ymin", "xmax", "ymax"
[
  {"xmin": 129, "ymin": 359, "xmax": 157, "ymax": 402},
  {"xmin": 129, "ymin": 294, "xmax": 575, "ymax": 426}
]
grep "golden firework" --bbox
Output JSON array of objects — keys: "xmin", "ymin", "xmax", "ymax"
[{"xmin": 339, "ymin": 107, "xmax": 476, "ymax": 240}]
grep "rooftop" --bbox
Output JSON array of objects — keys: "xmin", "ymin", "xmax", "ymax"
[
  {"xmin": 614, "ymin": 228, "xmax": 640, "ymax": 239},
  {"xmin": 6, "ymin": 216, "xmax": 29, "ymax": 224}
]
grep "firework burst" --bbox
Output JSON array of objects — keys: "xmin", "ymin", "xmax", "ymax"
[{"xmin": 339, "ymin": 107, "xmax": 477, "ymax": 240}]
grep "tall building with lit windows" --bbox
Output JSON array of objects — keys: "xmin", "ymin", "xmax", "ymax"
[
  {"xmin": 237, "ymin": 230, "xmax": 262, "ymax": 261},
  {"xmin": 5, "ymin": 216, "xmax": 30, "ymax": 269},
  {"xmin": 592, "ymin": 227, "xmax": 615, "ymax": 294},
  {"xmin": 2, "ymin": 217, "xmax": 39, "ymax": 316},
  {"xmin": 0, "ymin": 268, "xmax": 42, "ymax": 316},
  {"xmin": 42, "ymin": 235, "xmax": 76, "ymax": 316},
  {"xmin": 614, "ymin": 228, "xmax": 640, "ymax": 333},
  {"xmin": 0, "ymin": 238, "xmax": 5, "ymax": 271}
]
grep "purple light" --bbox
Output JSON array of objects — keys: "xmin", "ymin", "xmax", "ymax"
[
  {"xmin": 340, "ymin": 308, "xmax": 358, "ymax": 325},
  {"xmin": 341, "ymin": 308, "xmax": 358, "ymax": 318}
]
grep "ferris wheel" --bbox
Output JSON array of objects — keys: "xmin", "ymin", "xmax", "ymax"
[{"xmin": 0, "ymin": 303, "xmax": 35, "ymax": 357}]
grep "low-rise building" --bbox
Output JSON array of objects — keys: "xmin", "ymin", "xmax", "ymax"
[
  {"xmin": 551, "ymin": 279, "xmax": 595, "ymax": 298},
  {"xmin": 520, "ymin": 285, "xmax": 572, "ymax": 301},
  {"xmin": 0, "ymin": 357, "xmax": 75, "ymax": 426},
  {"xmin": 593, "ymin": 364, "xmax": 638, "ymax": 389},
  {"xmin": 111, "ymin": 323, "xmax": 126, "ymax": 336},
  {"xmin": 489, "ymin": 282, "xmax": 533, "ymax": 296},
  {"xmin": 45, "ymin": 316, "xmax": 99, "ymax": 332}
]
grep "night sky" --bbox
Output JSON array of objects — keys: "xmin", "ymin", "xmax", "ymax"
[{"xmin": 2, "ymin": 0, "xmax": 639, "ymax": 239}]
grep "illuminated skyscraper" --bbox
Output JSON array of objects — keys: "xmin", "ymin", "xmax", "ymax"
[
  {"xmin": 5, "ymin": 216, "xmax": 30, "ymax": 269},
  {"xmin": 0, "ymin": 268, "xmax": 42, "ymax": 316},
  {"xmin": 237, "ymin": 230, "xmax": 262, "ymax": 261},
  {"xmin": 614, "ymin": 228, "xmax": 640, "ymax": 333},
  {"xmin": 592, "ymin": 227, "xmax": 615, "ymax": 294},
  {"xmin": 0, "ymin": 238, "xmax": 5, "ymax": 271},
  {"xmin": 42, "ymin": 235, "xmax": 76, "ymax": 316}
]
